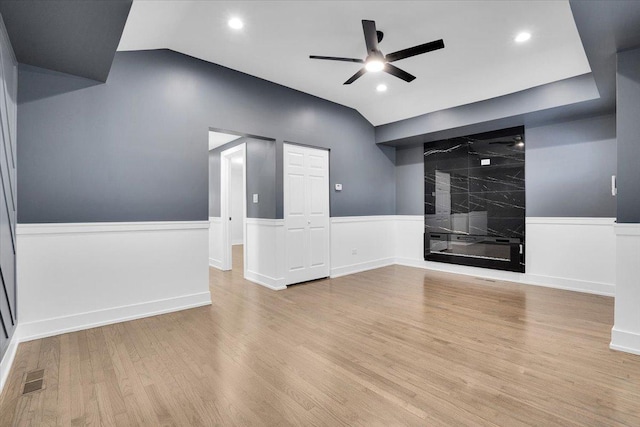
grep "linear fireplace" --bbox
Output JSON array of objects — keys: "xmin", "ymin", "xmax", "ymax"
[{"xmin": 424, "ymin": 126, "xmax": 525, "ymax": 273}]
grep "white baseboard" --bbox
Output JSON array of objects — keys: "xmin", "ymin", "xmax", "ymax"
[
  {"xmin": 209, "ymin": 257, "xmax": 223, "ymax": 269},
  {"xmin": 330, "ymin": 257, "xmax": 395, "ymax": 278},
  {"xmin": 245, "ymin": 270, "xmax": 286, "ymax": 291},
  {"xmin": 0, "ymin": 332, "xmax": 20, "ymax": 395},
  {"xmin": 395, "ymin": 257, "xmax": 524, "ymax": 282},
  {"xmin": 610, "ymin": 327, "xmax": 640, "ymax": 356},
  {"xmin": 18, "ymin": 291, "xmax": 212, "ymax": 342},
  {"xmin": 525, "ymin": 274, "xmax": 615, "ymax": 296}
]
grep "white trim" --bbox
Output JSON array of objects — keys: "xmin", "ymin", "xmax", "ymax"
[
  {"xmin": 0, "ymin": 331, "xmax": 20, "ymax": 395},
  {"xmin": 395, "ymin": 256, "xmax": 524, "ymax": 281},
  {"xmin": 394, "ymin": 259, "xmax": 616, "ymax": 296},
  {"xmin": 245, "ymin": 218, "xmax": 285, "ymax": 226},
  {"xmin": 526, "ymin": 217, "xmax": 615, "ymax": 226},
  {"xmin": 331, "ymin": 215, "xmax": 397, "ymax": 223},
  {"xmin": 615, "ymin": 223, "xmax": 640, "ymax": 236},
  {"xmin": 524, "ymin": 274, "xmax": 615, "ymax": 296},
  {"xmin": 220, "ymin": 144, "xmax": 246, "ymax": 271},
  {"xmin": 244, "ymin": 270, "xmax": 286, "ymax": 290},
  {"xmin": 209, "ymin": 217, "xmax": 223, "ymax": 269},
  {"xmin": 209, "ymin": 258, "xmax": 223, "ymax": 269},
  {"xmin": 610, "ymin": 328, "xmax": 640, "ymax": 356},
  {"xmin": 17, "ymin": 220, "xmax": 210, "ymax": 235},
  {"xmin": 17, "ymin": 220, "xmax": 210, "ymax": 346},
  {"xmin": 18, "ymin": 292, "xmax": 211, "ymax": 342},
  {"xmin": 393, "ymin": 215, "xmax": 423, "ymax": 222},
  {"xmin": 330, "ymin": 258, "xmax": 395, "ymax": 278}
]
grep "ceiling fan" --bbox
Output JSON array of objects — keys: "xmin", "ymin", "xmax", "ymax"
[{"xmin": 310, "ymin": 19, "xmax": 445, "ymax": 85}]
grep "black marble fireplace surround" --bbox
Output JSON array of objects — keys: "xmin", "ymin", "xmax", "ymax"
[{"xmin": 424, "ymin": 126, "xmax": 525, "ymax": 272}]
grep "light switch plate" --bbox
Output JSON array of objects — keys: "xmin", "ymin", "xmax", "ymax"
[
  {"xmin": 252, "ymin": 194, "xmax": 258, "ymax": 203},
  {"xmin": 335, "ymin": 183, "xmax": 342, "ymax": 191}
]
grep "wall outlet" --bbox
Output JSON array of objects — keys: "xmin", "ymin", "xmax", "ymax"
[
  {"xmin": 351, "ymin": 248, "xmax": 357, "ymax": 255},
  {"xmin": 481, "ymin": 158, "xmax": 491, "ymax": 166},
  {"xmin": 252, "ymin": 194, "xmax": 258, "ymax": 203},
  {"xmin": 335, "ymin": 183, "xmax": 342, "ymax": 191}
]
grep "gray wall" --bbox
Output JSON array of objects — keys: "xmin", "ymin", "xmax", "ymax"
[
  {"xmin": 0, "ymin": 16, "xmax": 17, "ymax": 361},
  {"xmin": 526, "ymin": 114, "xmax": 617, "ymax": 217},
  {"xmin": 395, "ymin": 145, "xmax": 422, "ymax": 215},
  {"xmin": 617, "ymin": 48, "xmax": 640, "ymax": 223},
  {"xmin": 376, "ymin": 74, "xmax": 600, "ymax": 145},
  {"xmin": 209, "ymin": 137, "xmax": 278, "ymax": 219},
  {"xmin": 18, "ymin": 49, "xmax": 395, "ymax": 223},
  {"xmin": 393, "ymin": 114, "xmax": 617, "ymax": 218}
]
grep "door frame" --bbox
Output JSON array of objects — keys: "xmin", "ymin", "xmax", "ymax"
[
  {"xmin": 220, "ymin": 143, "xmax": 247, "ymax": 272},
  {"xmin": 282, "ymin": 142, "xmax": 331, "ymax": 285}
]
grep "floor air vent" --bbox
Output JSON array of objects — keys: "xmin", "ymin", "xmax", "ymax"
[{"xmin": 22, "ymin": 369, "xmax": 45, "ymax": 395}]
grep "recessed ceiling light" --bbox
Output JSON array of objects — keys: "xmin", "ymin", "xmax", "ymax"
[
  {"xmin": 365, "ymin": 59, "xmax": 384, "ymax": 73},
  {"xmin": 376, "ymin": 84, "xmax": 387, "ymax": 92},
  {"xmin": 228, "ymin": 17, "xmax": 244, "ymax": 30},
  {"xmin": 515, "ymin": 32, "xmax": 531, "ymax": 43}
]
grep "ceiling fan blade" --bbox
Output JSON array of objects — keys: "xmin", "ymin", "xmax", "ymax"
[
  {"xmin": 384, "ymin": 63, "xmax": 416, "ymax": 82},
  {"xmin": 344, "ymin": 68, "xmax": 367, "ymax": 85},
  {"xmin": 385, "ymin": 39, "xmax": 445, "ymax": 63},
  {"xmin": 310, "ymin": 55, "xmax": 364, "ymax": 63},
  {"xmin": 362, "ymin": 20, "xmax": 379, "ymax": 54}
]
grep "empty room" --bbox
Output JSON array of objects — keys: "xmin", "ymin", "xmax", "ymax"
[{"xmin": 1, "ymin": 0, "xmax": 640, "ymax": 425}]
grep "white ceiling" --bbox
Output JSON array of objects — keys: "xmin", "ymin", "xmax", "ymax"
[
  {"xmin": 208, "ymin": 131, "xmax": 241, "ymax": 151},
  {"xmin": 119, "ymin": 1, "xmax": 591, "ymax": 126}
]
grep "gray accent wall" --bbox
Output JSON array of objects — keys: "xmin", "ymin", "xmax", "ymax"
[
  {"xmin": 0, "ymin": 0, "xmax": 132, "ymax": 82},
  {"xmin": 394, "ymin": 115, "xmax": 617, "ymax": 218},
  {"xmin": 617, "ymin": 48, "xmax": 640, "ymax": 223},
  {"xmin": 526, "ymin": 114, "xmax": 617, "ymax": 218},
  {"xmin": 376, "ymin": 74, "xmax": 600, "ymax": 145},
  {"xmin": 0, "ymin": 15, "xmax": 17, "ymax": 362},
  {"xmin": 396, "ymin": 145, "xmax": 423, "ymax": 215},
  {"xmin": 18, "ymin": 49, "xmax": 396, "ymax": 223}
]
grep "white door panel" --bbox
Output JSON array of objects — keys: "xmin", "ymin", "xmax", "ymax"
[{"xmin": 284, "ymin": 143, "xmax": 330, "ymax": 285}]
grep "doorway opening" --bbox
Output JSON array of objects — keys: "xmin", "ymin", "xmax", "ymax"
[{"xmin": 220, "ymin": 143, "xmax": 246, "ymax": 273}]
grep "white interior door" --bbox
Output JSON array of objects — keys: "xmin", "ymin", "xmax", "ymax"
[{"xmin": 283, "ymin": 143, "xmax": 330, "ymax": 285}]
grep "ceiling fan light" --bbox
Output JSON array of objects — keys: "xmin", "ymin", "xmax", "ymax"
[
  {"xmin": 228, "ymin": 17, "xmax": 244, "ymax": 30},
  {"xmin": 365, "ymin": 59, "xmax": 384, "ymax": 72}
]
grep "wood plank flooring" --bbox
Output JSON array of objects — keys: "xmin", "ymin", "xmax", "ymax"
[{"xmin": 1, "ymin": 245, "xmax": 640, "ymax": 426}]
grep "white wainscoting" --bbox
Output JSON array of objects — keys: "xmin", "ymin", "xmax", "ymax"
[
  {"xmin": 525, "ymin": 217, "xmax": 616, "ymax": 296},
  {"xmin": 611, "ymin": 224, "xmax": 640, "ymax": 355},
  {"xmin": 208, "ymin": 216, "xmax": 223, "ymax": 269},
  {"xmin": 330, "ymin": 216, "xmax": 396, "ymax": 277},
  {"xmin": 395, "ymin": 216, "xmax": 616, "ymax": 296},
  {"xmin": 245, "ymin": 218, "xmax": 286, "ymax": 290},
  {"xmin": 16, "ymin": 221, "xmax": 212, "ymax": 342}
]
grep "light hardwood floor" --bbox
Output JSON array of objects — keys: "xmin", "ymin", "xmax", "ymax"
[{"xmin": 1, "ymin": 245, "xmax": 640, "ymax": 426}]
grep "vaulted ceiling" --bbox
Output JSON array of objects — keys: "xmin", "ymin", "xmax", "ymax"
[{"xmin": 117, "ymin": 1, "xmax": 592, "ymax": 126}]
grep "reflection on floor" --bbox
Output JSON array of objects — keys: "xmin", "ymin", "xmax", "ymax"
[{"xmin": 1, "ymin": 254, "xmax": 640, "ymax": 425}]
